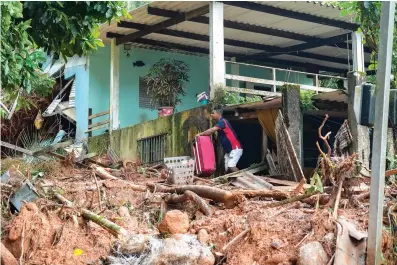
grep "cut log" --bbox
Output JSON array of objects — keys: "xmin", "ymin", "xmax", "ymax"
[{"xmin": 165, "ymin": 190, "xmax": 212, "ymax": 216}]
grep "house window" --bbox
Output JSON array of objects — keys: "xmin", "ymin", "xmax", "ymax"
[
  {"xmin": 137, "ymin": 134, "xmax": 167, "ymax": 164},
  {"xmin": 138, "ymin": 77, "xmax": 155, "ymax": 109}
]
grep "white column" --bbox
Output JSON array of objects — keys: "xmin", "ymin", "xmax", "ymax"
[
  {"xmin": 110, "ymin": 38, "xmax": 120, "ymax": 133},
  {"xmin": 231, "ymin": 57, "xmax": 239, "ymax": 88},
  {"xmin": 209, "ymin": 1, "xmax": 225, "ymax": 99},
  {"xmin": 352, "ymin": 31, "xmax": 365, "ymax": 73},
  {"xmin": 367, "ymin": 2, "xmax": 395, "ymax": 265}
]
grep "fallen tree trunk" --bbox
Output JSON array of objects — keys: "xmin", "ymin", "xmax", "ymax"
[
  {"xmin": 54, "ymin": 194, "xmax": 79, "ymax": 226},
  {"xmin": 165, "ymin": 190, "xmax": 212, "ymax": 216},
  {"xmin": 147, "ymin": 184, "xmax": 234, "ymax": 203},
  {"xmin": 263, "ymin": 190, "xmax": 320, "ymax": 208},
  {"xmin": 232, "ymin": 189, "xmax": 290, "ymax": 200}
]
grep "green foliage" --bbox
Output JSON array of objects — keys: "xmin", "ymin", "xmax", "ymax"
[
  {"xmin": 212, "ymin": 84, "xmax": 262, "ymax": 105},
  {"xmin": 333, "ymin": 1, "xmax": 397, "ymax": 86},
  {"xmin": 1, "ymin": 2, "xmax": 55, "ymax": 100},
  {"xmin": 126, "ymin": 1, "xmax": 151, "ymax": 11},
  {"xmin": 144, "ymin": 58, "xmax": 190, "ymax": 108},
  {"xmin": 23, "ymin": 1, "xmax": 130, "ymax": 59},
  {"xmin": 1, "ymin": 1, "xmax": 129, "ymax": 111},
  {"xmin": 300, "ymin": 90, "xmax": 317, "ymax": 111}
]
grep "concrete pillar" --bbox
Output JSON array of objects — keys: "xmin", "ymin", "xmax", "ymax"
[
  {"xmin": 347, "ymin": 72, "xmax": 370, "ymax": 168},
  {"xmin": 110, "ymin": 38, "xmax": 120, "ymax": 133},
  {"xmin": 282, "ymin": 86, "xmax": 302, "ymax": 164},
  {"xmin": 209, "ymin": 1, "xmax": 225, "ymax": 99}
]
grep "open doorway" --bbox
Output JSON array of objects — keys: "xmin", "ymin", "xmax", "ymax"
[{"xmin": 227, "ymin": 119, "xmax": 264, "ymax": 169}]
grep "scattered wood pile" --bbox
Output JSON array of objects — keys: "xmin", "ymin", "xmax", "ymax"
[{"xmin": 1, "ymin": 115, "xmax": 397, "ymax": 265}]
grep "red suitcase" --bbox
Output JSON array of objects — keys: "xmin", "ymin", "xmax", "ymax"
[{"xmin": 193, "ymin": 136, "xmax": 216, "ymax": 177}]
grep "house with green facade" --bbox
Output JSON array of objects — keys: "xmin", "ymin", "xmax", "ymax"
[{"xmin": 48, "ymin": 1, "xmax": 374, "ymax": 172}]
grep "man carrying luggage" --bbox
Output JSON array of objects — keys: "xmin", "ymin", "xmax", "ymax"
[{"xmin": 197, "ymin": 109, "xmax": 243, "ymax": 173}]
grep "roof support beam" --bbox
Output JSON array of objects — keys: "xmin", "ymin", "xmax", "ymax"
[
  {"xmin": 118, "ymin": 21, "xmax": 360, "ymax": 66},
  {"xmin": 108, "ymin": 32, "xmax": 238, "ymax": 58},
  {"xmin": 108, "ymin": 32, "xmax": 347, "ymax": 74},
  {"xmin": 223, "ymin": 1, "xmax": 360, "ymax": 30},
  {"xmin": 116, "ymin": 5, "xmax": 209, "ymax": 45},
  {"xmin": 147, "ymin": 6, "xmax": 370, "ymax": 53}
]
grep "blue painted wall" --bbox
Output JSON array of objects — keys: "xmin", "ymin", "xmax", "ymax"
[
  {"xmin": 88, "ymin": 45, "xmax": 209, "ymax": 135},
  {"xmin": 64, "ymin": 59, "xmax": 89, "ymax": 142},
  {"xmin": 87, "ymin": 45, "xmax": 313, "ymax": 136}
]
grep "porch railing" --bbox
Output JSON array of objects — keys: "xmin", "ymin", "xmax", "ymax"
[
  {"xmin": 224, "ymin": 61, "xmax": 346, "ymax": 96},
  {"xmin": 86, "ymin": 109, "xmax": 110, "ymax": 136}
]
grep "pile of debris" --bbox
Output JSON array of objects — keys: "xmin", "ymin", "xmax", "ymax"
[{"xmin": 1, "ymin": 117, "xmax": 397, "ymax": 265}]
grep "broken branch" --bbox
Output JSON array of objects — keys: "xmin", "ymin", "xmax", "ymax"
[
  {"xmin": 263, "ymin": 190, "xmax": 320, "ymax": 208},
  {"xmin": 317, "ymin": 114, "xmax": 331, "ymax": 158},
  {"xmin": 222, "ymin": 228, "xmax": 250, "ymax": 252},
  {"xmin": 81, "ymin": 209, "xmax": 128, "ymax": 237}
]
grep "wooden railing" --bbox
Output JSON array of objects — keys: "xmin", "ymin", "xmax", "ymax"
[
  {"xmin": 225, "ymin": 61, "xmax": 346, "ymax": 95},
  {"xmin": 86, "ymin": 109, "xmax": 110, "ymax": 136}
]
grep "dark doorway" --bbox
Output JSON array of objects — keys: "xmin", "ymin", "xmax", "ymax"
[{"xmin": 228, "ymin": 119, "xmax": 263, "ymax": 169}]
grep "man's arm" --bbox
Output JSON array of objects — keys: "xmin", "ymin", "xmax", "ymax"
[{"xmin": 198, "ymin": 126, "xmax": 220, "ymax": 136}]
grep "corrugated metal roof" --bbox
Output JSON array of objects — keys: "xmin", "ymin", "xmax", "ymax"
[{"xmin": 99, "ymin": 1, "xmax": 368, "ymax": 73}]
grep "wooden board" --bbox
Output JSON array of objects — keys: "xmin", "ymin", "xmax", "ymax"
[{"xmin": 275, "ymin": 111, "xmax": 305, "ymax": 181}]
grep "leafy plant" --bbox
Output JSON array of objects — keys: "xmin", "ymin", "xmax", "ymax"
[
  {"xmin": 1, "ymin": 1, "xmax": 129, "ymax": 111},
  {"xmin": 333, "ymin": 1, "xmax": 397, "ymax": 87},
  {"xmin": 143, "ymin": 58, "xmax": 190, "ymax": 108},
  {"xmin": 212, "ymin": 84, "xmax": 262, "ymax": 105},
  {"xmin": 23, "ymin": 1, "xmax": 131, "ymax": 59},
  {"xmin": 300, "ymin": 90, "xmax": 317, "ymax": 111}
]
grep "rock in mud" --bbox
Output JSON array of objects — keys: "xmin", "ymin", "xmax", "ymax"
[
  {"xmin": 158, "ymin": 210, "xmax": 189, "ymax": 234},
  {"xmin": 298, "ymin": 241, "xmax": 328, "ymax": 265},
  {"xmin": 197, "ymin": 229, "xmax": 210, "ymax": 245},
  {"xmin": 107, "ymin": 234, "xmax": 215, "ymax": 265},
  {"xmin": 156, "ymin": 235, "xmax": 215, "ymax": 265}
]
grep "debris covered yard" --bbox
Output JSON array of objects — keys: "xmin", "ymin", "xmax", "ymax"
[{"xmin": 1, "ymin": 117, "xmax": 396, "ymax": 265}]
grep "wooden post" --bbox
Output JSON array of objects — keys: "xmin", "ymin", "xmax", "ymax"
[
  {"xmin": 367, "ymin": 2, "xmax": 395, "ymax": 264},
  {"xmin": 209, "ymin": 1, "xmax": 225, "ymax": 99},
  {"xmin": 110, "ymin": 38, "xmax": 120, "ymax": 134}
]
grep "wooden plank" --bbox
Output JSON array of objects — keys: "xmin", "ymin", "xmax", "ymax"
[
  {"xmin": 262, "ymin": 176, "xmax": 298, "ymax": 186},
  {"xmin": 266, "ymin": 153, "xmax": 279, "ymax": 175},
  {"xmin": 85, "ymin": 124, "xmax": 109, "ymax": 133},
  {"xmin": 1, "ymin": 141, "xmax": 33, "ymax": 155},
  {"xmin": 89, "ymin": 110, "xmax": 110, "ymax": 120},
  {"xmin": 33, "ymin": 140, "xmax": 74, "ymax": 155},
  {"xmin": 116, "ymin": 5, "xmax": 209, "ymax": 45},
  {"xmin": 212, "ymin": 163, "xmax": 266, "ymax": 182},
  {"xmin": 88, "ymin": 119, "xmax": 110, "ymax": 129},
  {"xmin": 225, "ymin": 74, "xmax": 336, "ymax": 92},
  {"xmin": 275, "ymin": 111, "xmax": 305, "ymax": 181}
]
